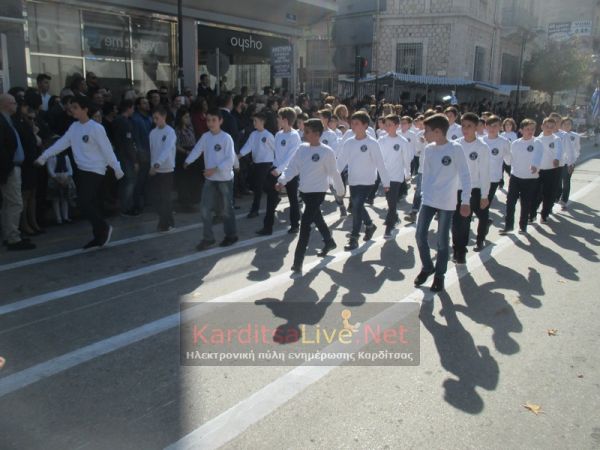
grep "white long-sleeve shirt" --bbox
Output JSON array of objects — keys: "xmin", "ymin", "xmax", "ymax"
[
  {"xmin": 399, "ymin": 129, "xmax": 417, "ymax": 159},
  {"xmin": 500, "ymin": 131, "xmax": 518, "ymax": 143},
  {"xmin": 458, "ymin": 137, "xmax": 491, "ymax": 197},
  {"xmin": 185, "ymin": 130, "xmax": 236, "ymax": 181},
  {"xmin": 447, "ymin": 123, "xmax": 463, "ymax": 141},
  {"xmin": 421, "ymin": 141, "xmax": 472, "ymax": 211},
  {"xmin": 483, "ymin": 135, "xmax": 511, "ymax": 183},
  {"xmin": 149, "ymin": 125, "xmax": 177, "ymax": 173},
  {"xmin": 38, "ymin": 120, "xmax": 123, "ymax": 177},
  {"xmin": 337, "ymin": 135, "xmax": 390, "ymax": 188},
  {"xmin": 508, "ymin": 138, "xmax": 544, "ymax": 179},
  {"xmin": 537, "ymin": 134, "xmax": 563, "ymax": 170},
  {"xmin": 320, "ymin": 129, "xmax": 340, "ymax": 156},
  {"xmin": 562, "ymin": 131, "xmax": 581, "ymax": 165},
  {"xmin": 273, "ymin": 129, "xmax": 301, "ymax": 175},
  {"xmin": 278, "ymin": 143, "xmax": 344, "ymax": 195},
  {"xmin": 378, "ymin": 134, "xmax": 412, "ymax": 182},
  {"xmin": 239, "ymin": 129, "xmax": 275, "ymax": 163},
  {"xmin": 414, "ymin": 130, "xmax": 427, "ymax": 174}
]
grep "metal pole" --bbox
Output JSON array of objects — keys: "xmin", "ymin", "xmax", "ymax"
[
  {"xmin": 177, "ymin": 0, "xmax": 184, "ymax": 95},
  {"xmin": 216, "ymin": 47, "xmax": 220, "ymax": 97},
  {"xmin": 515, "ymin": 30, "xmax": 526, "ymax": 118},
  {"xmin": 354, "ymin": 46, "xmax": 359, "ymax": 98}
]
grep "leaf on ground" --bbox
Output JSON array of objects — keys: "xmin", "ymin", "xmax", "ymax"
[
  {"xmin": 523, "ymin": 402, "xmax": 543, "ymax": 415},
  {"xmin": 547, "ymin": 328, "xmax": 559, "ymax": 336},
  {"xmin": 0, "ymin": 357, "xmax": 5, "ymax": 370},
  {"xmin": 557, "ymin": 279, "xmax": 567, "ymax": 284},
  {"xmin": 577, "ymin": 374, "xmax": 584, "ymax": 378}
]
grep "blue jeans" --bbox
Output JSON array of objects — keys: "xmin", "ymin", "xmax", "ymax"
[
  {"xmin": 201, "ymin": 179, "xmax": 237, "ymax": 241},
  {"xmin": 349, "ymin": 185, "xmax": 373, "ymax": 237},
  {"xmin": 416, "ymin": 205, "xmax": 453, "ymax": 278},
  {"xmin": 411, "ymin": 173, "xmax": 422, "ymax": 212}
]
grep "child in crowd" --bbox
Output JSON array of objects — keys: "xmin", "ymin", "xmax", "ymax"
[{"xmin": 46, "ymin": 152, "xmax": 76, "ymax": 224}]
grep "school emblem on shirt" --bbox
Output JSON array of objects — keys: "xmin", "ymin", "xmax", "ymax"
[
  {"xmin": 393, "ymin": 144, "xmax": 400, "ymax": 151},
  {"xmin": 311, "ymin": 153, "xmax": 320, "ymax": 162},
  {"xmin": 261, "ymin": 137, "xmax": 267, "ymax": 143},
  {"xmin": 214, "ymin": 144, "xmax": 222, "ymax": 151},
  {"xmin": 491, "ymin": 148, "xmax": 499, "ymax": 156},
  {"xmin": 281, "ymin": 140, "xmax": 286, "ymax": 146},
  {"xmin": 162, "ymin": 135, "xmax": 167, "ymax": 142},
  {"xmin": 323, "ymin": 139, "xmax": 328, "ymax": 145},
  {"xmin": 469, "ymin": 151, "xmax": 478, "ymax": 160},
  {"xmin": 451, "ymin": 135, "xmax": 457, "ymax": 140},
  {"xmin": 82, "ymin": 135, "xmax": 89, "ymax": 143},
  {"xmin": 527, "ymin": 145, "xmax": 534, "ymax": 152},
  {"xmin": 407, "ymin": 138, "xmax": 411, "ymax": 142},
  {"xmin": 360, "ymin": 144, "xmax": 368, "ymax": 152},
  {"xmin": 549, "ymin": 142, "xmax": 555, "ymax": 149},
  {"xmin": 442, "ymin": 155, "xmax": 452, "ymax": 166}
]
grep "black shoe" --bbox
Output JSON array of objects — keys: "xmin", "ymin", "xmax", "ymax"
[
  {"xmin": 317, "ymin": 240, "xmax": 336, "ymax": 257},
  {"xmin": 219, "ymin": 236, "xmax": 239, "ymax": 247},
  {"xmin": 246, "ymin": 211, "xmax": 259, "ymax": 218},
  {"xmin": 196, "ymin": 239, "xmax": 216, "ymax": 251},
  {"xmin": 540, "ymin": 217, "xmax": 548, "ymax": 224},
  {"xmin": 344, "ymin": 238, "xmax": 358, "ymax": 251},
  {"xmin": 363, "ymin": 224, "xmax": 377, "ymax": 241},
  {"xmin": 383, "ymin": 225, "xmax": 394, "ymax": 239},
  {"xmin": 339, "ymin": 205, "xmax": 347, "ymax": 217},
  {"xmin": 256, "ymin": 228, "xmax": 272, "ymax": 236},
  {"xmin": 430, "ymin": 276, "xmax": 445, "ymax": 292},
  {"xmin": 288, "ymin": 226, "xmax": 299, "ymax": 234},
  {"xmin": 6, "ymin": 240, "xmax": 36, "ymax": 251},
  {"xmin": 414, "ymin": 269, "xmax": 434, "ymax": 286},
  {"xmin": 518, "ymin": 228, "xmax": 527, "ymax": 235},
  {"xmin": 291, "ymin": 263, "xmax": 302, "ymax": 274},
  {"xmin": 474, "ymin": 241, "xmax": 484, "ymax": 252},
  {"xmin": 454, "ymin": 253, "xmax": 466, "ymax": 264},
  {"xmin": 404, "ymin": 212, "xmax": 417, "ymax": 223},
  {"xmin": 366, "ymin": 198, "xmax": 374, "ymax": 205},
  {"xmin": 499, "ymin": 227, "xmax": 513, "ymax": 235},
  {"xmin": 83, "ymin": 238, "xmax": 102, "ymax": 250}
]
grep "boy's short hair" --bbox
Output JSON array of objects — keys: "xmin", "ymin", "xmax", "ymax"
[
  {"xmin": 444, "ymin": 106, "xmax": 459, "ymax": 117},
  {"xmin": 350, "ymin": 111, "xmax": 371, "ymax": 125},
  {"xmin": 118, "ymin": 99, "xmax": 134, "ymax": 113},
  {"xmin": 549, "ymin": 112, "xmax": 562, "ymax": 120},
  {"xmin": 304, "ymin": 118, "xmax": 324, "ymax": 136},
  {"xmin": 297, "ymin": 112, "xmax": 309, "ymax": 122},
  {"xmin": 423, "ymin": 109, "xmax": 436, "ymax": 119},
  {"xmin": 206, "ymin": 107, "xmax": 223, "ymax": 119},
  {"xmin": 384, "ymin": 114, "xmax": 400, "ymax": 125},
  {"xmin": 253, "ymin": 111, "xmax": 268, "ymax": 122},
  {"xmin": 400, "ymin": 115, "xmax": 413, "ymax": 124},
  {"xmin": 278, "ymin": 107, "xmax": 297, "ymax": 124},
  {"xmin": 153, "ymin": 105, "xmax": 168, "ymax": 117},
  {"xmin": 561, "ymin": 116, "xmax": 573, "ymax": 125},
  {"xmin": 70, "ymin": 95, "xmax": 90, "ymax": 111},
  {"xmin": 423, "ymin": 113, "xmax": 450, "ymax": 134},
  {"xmin": 318, "ymin": 109, "xmax": 333, "ymax": 120},
  {"xmin": 481, "ymin": 111, "xmax": 493, "ymax": 118},
  {"xmin": 542, "ymin": 117, "xmax": 556, "ymax": 126},
  {"xmin": 520, "ymin": 118, "xmax": 537, "ymax": 129},
  {"xmin": 502, "ymin": 117, "xmax": 517, "ymax": 130},
  {"xmin": 485, "ymin": 115, "xmax": 501, "ymax": 126},
  {"xmin": 415, "ymin": 115, "xmax": 425, "ymax": 122},
  {"xmin": 461, "ymin": 112, "xmax": 480, "ymax": 125}
]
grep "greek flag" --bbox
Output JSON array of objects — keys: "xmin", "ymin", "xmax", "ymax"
[{"xmin": 591, "ymin": 87, "xmax": 600, "ymax": 120}]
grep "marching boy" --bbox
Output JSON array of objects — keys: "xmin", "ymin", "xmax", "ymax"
[
  {"xmin": 557, "ymin": 117, "xmax": 580, "ymax": 209},
  {"xmin": 483, "ymin": 115, "xmax": 511, "ymax": 209},
  {"xmin": 378, "ymin": 114, "xmax": 412, "ymax": 238},
  {"xmin": 36, "ymin": 96, "xmax": 124, "ymax": 249},
  {"xmin": 500, "ymin": 119, "xmax": 543, "ymax": 235},
  {"xmin": 452, "ymin": 112, "xmax": 491, "ymax": 260},
  {"xmin": 276, "ymin": 119, "xmax": 345, "ymax": 273},
  {"xmin": 415, "ymin": 114, "xmax": 471, "ymax": 293},
  {"xmin": 185, "ymin": 108, "xmax": 238, "ymax": 250}
]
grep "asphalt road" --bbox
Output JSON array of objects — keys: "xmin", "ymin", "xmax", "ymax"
[{"xmin": 1, "ymin": 141, "xmax": 599, "ymax": 450}]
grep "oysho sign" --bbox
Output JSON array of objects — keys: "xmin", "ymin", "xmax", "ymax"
[{"xmin": 229, "ymin": 35, "xmax": 263, "ymax": 52}]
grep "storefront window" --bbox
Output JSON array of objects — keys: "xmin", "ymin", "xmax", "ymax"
[{"xmin": 26, "ymin": 1, "xmax": 176, "ymax": 98}]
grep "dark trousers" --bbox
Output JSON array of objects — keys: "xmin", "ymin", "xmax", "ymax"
[
  {"xmin": 505, "ymin": 175, "xmax": 537, "ymax": 231},
  {"xmin": 249, "ymin": 162, "xmax": 272, "ymax": 213},
  {"xmin": 134, "ymin": 157, "xmax": 150, "ymax": 210},
  {"xmin": 153, "ymin": 172, "xmax": 174, "ymax": 229},
  {"xmin": 488, "ymin": 181, "xmax": 500, "ymax": 208},
  {"xmin": 350, "ymin": 185, "xmax": 373, "ymax": 237},
  {"xmin": 558, "ymin": 165, "xmax": 572, "ymax": 203},
  {"xmin": 294, "ymin": 192, "xmax": 331, "ymax": 265},
  {"xmin": 452, "ymin": 188, "xmax": 489, "ymax": 254},
  {"xmin": 411, "ymin": 156, "xmax": 419, "ymax": 176},
  {"xmin": 385, "ymin": 181, "xmax": 402, "ymax": 226},
  {"xmin": 530, "ymin": 168, "xmax": 560, "ymax": 220},
  {"xmin": 263, "ymin": 171, "xmax": 299, "ymax": 231},
  {"xmin": 367, "ymin": 175, "xmax": 381, "ymax": 203},
  {"xmin": 77, "ymin": 170, "xmax": 109, "ymax": 240}
]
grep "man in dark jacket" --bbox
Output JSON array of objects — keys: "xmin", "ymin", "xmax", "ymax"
[
  {"xmin": 0, "ymin": 94, "xmax": 36, "ymax": 250},
  {"xmin": 112, "ymin": 99, "xmax": 138, "ymax": 215}
]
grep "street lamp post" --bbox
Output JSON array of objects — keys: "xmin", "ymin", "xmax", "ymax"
[{"xmin": 177, "ymin": 0, "xmax": 184, "ymax": 95}]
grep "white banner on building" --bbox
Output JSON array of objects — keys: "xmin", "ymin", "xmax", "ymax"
[{"xmin": 548, "ymin": 20, "xmax": 592, "ymax": 42}]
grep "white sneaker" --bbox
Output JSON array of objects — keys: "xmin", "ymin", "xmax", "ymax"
[{"xmin": 101, "ymin": 225, "xmax": 113, "ymax": 246}]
